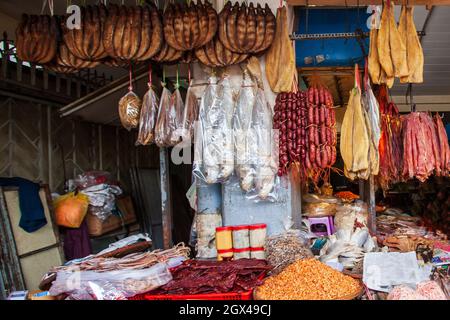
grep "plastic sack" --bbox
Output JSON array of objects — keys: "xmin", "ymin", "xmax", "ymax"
[
  {"xmin": 74, "ymin": 171, "xmax": 111, "ymax": 190},
  {"xmin": 155, "ymin": 84, "xmax": 184, "ymax": 147},
  {"xmin": 81, "ymin": 184, "xmax": 122, "ymax": 221},
  {"xmin": 54, "ymin": 192, "xmax": 89, "ymax": 228},
  {"xmin": 118, "ymin": 91, "xmax": 142, "ymax": 131},
  {"xmin": 180, "ymin": 79, "xmax": 203, "ymax": 144},
  {"xmin": 49, "ymin": 262, "xmax": 172, "ymax": 298},
  {"xmin": 88, "ymin": 281, "xmax": 128, "ymax": 300},
  {"xmin": 136, "ymin": 85, "xmax": 159, "ymax": 146},
  {"xmin": 251, "ymin": 87, "xmax": 278, "ymax": 200},
  {"xmin": 167, "ymin": 87, "xmax": 185, "ymax": 146},
  {"xmin": 334, "ymin": 200, "xmax": 369, "ymax": 231},
  {"xmin": 233, "ymin": 72, "xmax": 257, "ymax": 192},
  {"xmin": 265, "ymin": 230, "xmax": 314, "ymax": 275},
  {"xmin": 193, "ymin": 74, "xmax": 235, "ymax": 184}
]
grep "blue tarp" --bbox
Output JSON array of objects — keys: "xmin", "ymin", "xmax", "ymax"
[{"xmin": 295, "ymin": 8, "xmax": 371, "ymax": 68}]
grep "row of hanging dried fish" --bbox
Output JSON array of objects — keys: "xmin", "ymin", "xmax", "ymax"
[
  {"xmin": 368, "ymin": 2, "xmax": 424, "ymax": 88},
  {"xmin": 15, "ymin": 1, "xmax": 277, "ymax": 73}
]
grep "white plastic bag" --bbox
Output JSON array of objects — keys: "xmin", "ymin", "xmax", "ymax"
[{"xmin": 49, "ymin": 262, "xmax": 172, "ymax": 298}]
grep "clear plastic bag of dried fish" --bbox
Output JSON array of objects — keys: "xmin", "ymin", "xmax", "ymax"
[
  {"xmin": 154, "ymin": 84, "xmax": 184, "ymax": 147},
  {"xmin": 265, "ymin": 230, "xmax": 314, "ymax": 275},
  {"xmin": 167, "ymin": 86, "xmax": 185, "ymax": 146},
  {"xmin": 136, "ymin": 83, "xmax": 159, "ymax": 146},
  {"xmin": 118, "ymin": 91, "xmax": 142, "ymax": 131},
  {"xmin": 193, "ymin": 74, "xmax": 235, "ymax": 184},
  {"xmin": 248, "ymin": 86, "xmax": 278, "ymax": 201},
  {"xmin": 180, "ymin": 79, "xmax": 203, "ymax": 144},
  {"xmin": 155, "ymin": 85, "xmax": 171, "ymax": 147},
  {"xmin": 233, "ymin": 72, "xmax": 257, "ymax": 192}
]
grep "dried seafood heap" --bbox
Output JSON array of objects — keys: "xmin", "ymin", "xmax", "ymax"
[
  {"xmin": 255, "ymin": 259, "xmax": 362, "ymax": 300},
  {"xmin": 51, "ymin": 243, "xmax": 190, "ymax": 273},
  {"xmin": 265, "ymin": 232, "xmax": 313, "ymax": 275}
]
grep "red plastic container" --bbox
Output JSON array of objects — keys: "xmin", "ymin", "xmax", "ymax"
[{"xmin": 129, "ymin": 272, "xmax": 266, "ymax": 301}]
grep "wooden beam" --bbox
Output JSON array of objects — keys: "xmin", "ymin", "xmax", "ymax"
[{"xmin": 287, "ymin": 0, "xmax": 450, "ymax": 5}]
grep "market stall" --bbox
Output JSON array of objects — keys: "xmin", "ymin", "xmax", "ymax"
[{"xmin": 1, "ymin": 0, "xmax": 450, "ymax": 301}]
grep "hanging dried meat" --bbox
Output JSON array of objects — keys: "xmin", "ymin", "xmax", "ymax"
[
  {"xmin": 218, "ymin": 2, "xmax": 275, "ymax": 54},
  {"xmin": 15, "ymin": 14, "xmax": 57, "ymax": 64},
  {"xmin": 401, "ymin": 112, "xmax": 440, "ymax": 182},
  {"xmin": 62, "ymin": 5, "xmax": 108, "ymax": 61},
  {"xmin": 305, "ymin": 83, "xmax": 337, "ymax": 180},
  {"xmin": 103, "ymin": 4, "xmax": 163, "ymax": 61},
  {"xmin": 376, "ymin": 85, "xmax": 403, "ymax": 191},
  {"xmin": 152, "ymin": 42, "xmax": 184, "ymax": 63},
  {"xmin": 194, "ymin": 35, "xmax": 248, "ymax": 68},
  {"xmin": 398, "ymin": 6, "xmax": 424, "ymax": 84},
  {"xmin": 163, "ymin": 1, "xmax": 217, "ymax": 51},
  {"xmin": 340, "ymin": 65, "xmax": 370, "ymax": 180},
  {"xmin": 361, "ymin": 63, "xmax": 381, "ymax": 177},
  {"xmin": 434, "ymin": 114, "xmax": 450, "ymax": 176},
  {"xmin": 148, "ymin": 259, "xmax": 271, "ymax": 296},
  {"xmin": 45, "ymin": 42, "xmax": 100, "ymax": 71},
  {"xmin": 372, "ymin": 1, "xmax": 409, "ymax": 88},
  {"xmin": 265, "ymin": 6, "xmax": 296, "ymax": 93}
]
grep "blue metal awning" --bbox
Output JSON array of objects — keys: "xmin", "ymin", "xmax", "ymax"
[{"xmin": 295, "ymin": 8, "xmax": 371, "ymax": 68}]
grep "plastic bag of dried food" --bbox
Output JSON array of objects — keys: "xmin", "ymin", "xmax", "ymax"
[
  {"xmin": 265, "ymin": 230, "xmax": 314, "ymax": 275},
  {"xmin": 247, "ymin": 87, "xmax": 278, "ymax": 201},
  {"xmin": 136, "ymin": 84, "xmax": 159, "ymax": 146},
  {"xmin": 180, "ymin": 80, "xmax": 204, "ymax": 144},
  {"xmin": 334, "ymin": 201, "xmax": 369, "ymax": 232},
  {"xmin": 118, "ymin": 91, "xmax": 142, "ymax": 131},
  {"xmin": 193, "ymin": 74, "xmax": 235, "ymax": 184},
  {"xmin": 155, "ymin": 85, "xmax": 171, "ymax": 147},
  {"xmin": 166, "ymin": 87, "xmax": 184, "ymax": 146},
  {"xmin": 49, "ymin": 263, "xmax": 172, "ymax": 298},
  {"xmin": 233, "ymin": 72, "xmax": 257, "ymax": 192}
]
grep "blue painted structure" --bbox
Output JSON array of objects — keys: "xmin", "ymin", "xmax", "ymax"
[{"xmin": 295, "ymin": 8, "xmax": 371, "ymax": 68}]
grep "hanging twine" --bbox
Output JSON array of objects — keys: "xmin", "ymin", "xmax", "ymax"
[
  {"xmin": 41, "ymin": 0, "xmax": 54, "ymax": 16},
  {"xmin": 128, "ymin": 64, "xmax": 133, "ymax": 92},
  {"xmin": 148, "ymin": 63, "xmax": 152, "ymax": 88},
  {"xmin": 175, "ymin": 64, "xmax": 180, "ymax": 89}
]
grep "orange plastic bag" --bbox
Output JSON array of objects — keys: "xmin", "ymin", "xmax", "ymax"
[{"xmin": 54, "ymin": 192, "xmax": 89, "ymax": 228}]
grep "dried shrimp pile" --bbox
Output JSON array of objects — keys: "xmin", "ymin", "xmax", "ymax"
[{"xmin": 255, "ymin": 259, "xmax": 362, "ymax": 300}]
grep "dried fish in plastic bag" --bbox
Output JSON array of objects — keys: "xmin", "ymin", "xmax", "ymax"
[
  {"xmin": 136, "ymin": 85, "xmax": 159, "ymax": 145},
  {"xmin": 193, "ymin": 74, "xmax": 235, "ymax": 184},
  {"xmin": 167, "ymin": 87, "xmax": 185, "ymax": 146},
  {"xmin": 118, "ymin": 91, "xmax": 142, "ymax": 131},
  {"xmin": 233, "ymin": 72, "xmax": 256, "ymax": 192},
  {"xmin": 252, "ymin": 87, "xmax": 278, "ymax": 200},
  {"xmin": 155, "ymin": 85, "xmax": 171, "ymax": 147},
  {"xmin": 180, "ymin": 79, "xmax": 206, "ymax": 144}
]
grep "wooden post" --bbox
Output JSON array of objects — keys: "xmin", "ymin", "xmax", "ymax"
[
  {"xmin": 160, "ymin": 148, "xmax": 173, "ymax": 249},
  {"xmin": 1, "ymin": 32, "xmax": 7, "ymax": 79}
]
